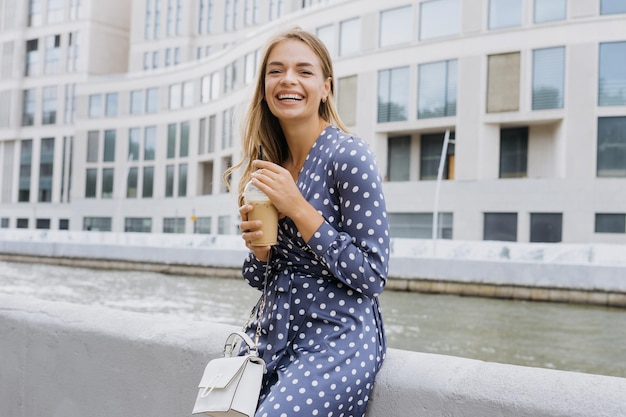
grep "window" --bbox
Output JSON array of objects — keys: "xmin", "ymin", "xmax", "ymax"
[
  {"xmin": 208, "ymin": 115, "xmax": 216, "ymax": 152},
  {"xmin": 377, "ymin": 67, "xmax": 409, "ymax": 123},
  {"xmin": 89, "ymin": 94, "xmax": 102, "ymax": 118},
  {"xmin": 180, "ymin": 122, "xmax": 189, "ymax": 157},
  {"xmin": 102, "ymin": 168, "xmax": 114, "ymax": 198},
  {"xmin": 339, "ymin": 18, "xmax": 360, "ymax": 57},
  {"xmin": 47, "ymin": 0, "xmax": 63, "ymax": 23},
  {"xmin": 534, "ymin": 0, "xmax": 566, "ymax": 23},
  {"xmin": 316, "ymin": 25, "xmax": 335, "ymax": 57},
  {"xmin": 164, "ymin": 217, "xmax": 185, "ymax": 233},
  {"xmin": 19, "ymin": 140, "xmax": 33, "ymax": 202},
  {"xmin": 85, "ymin": 168, "xmax": 97, "ymax": 198},
  {"xmin": 530, "ymin": 213, "xmax": 562, "ymax": 243},
  {"xmin": 28, "ymin": 0, "xmax": 42, "ymax": 26},
  {"xmin": 388, "ymin": 212, "xmax": 453, "ymax": 239},
  {"xmin": 70, "ymin": 0, "xmax": 80, "ymax": 19},
  {"xmin": 169, "ymin": 84, "xmax": 181, "ymax": 109},
  {"xmin": 2, "ymin": 41, "xmax": 15, "ymax": 80},
  {"xmin": 387, "ymin": 136, "xmax": 410, "ymax": 181},
  {"xmin": 201, "ymin": 75, "xmax": 210, "ymax": 103},
  {"xmin": 599, "ymin": 42, "xmax": 626, "ymax": 106},
  {"xmin": 130, "ymin": 90, "xmax": 143, "ymax": 114},
  {"xmin": 487, "ymin": 52, "xmax": 520, "ymax": 113},
  {"xmin": 59, "ymin": 219, "xmax": 69, "ymax": 230},
  {"xmin": 125, "ymin": 218, "xmax": 151, "ymax": 233},
  {"xmin": 199, "ymin": 161, "xmax": 214, "ymax": 195},
  {"xmin": 418, "ymin": 59, "xmax": 457, "ymax": 119},
  {"xmin": 421, "ymin": 132, "xmax": 455, "ymax": 180},
  {"xmin": 210, "ymin": 72, "xmax": 220, "ymax": 100},
  {"xmin": 105, "ymin": 93, "xmax": 118, "ymax": 117},
  {"xmin": 165, "ymin": 165, "xmax": 174, "ymax": 197},
  {"xmin": 420, "ymin": 0, "xmax": 460, "ymax": 40},
  {"xmin": 500, "ymin": 127, "xmax": 528, "ymax": 178},
  {"xmin": 178, "ymin": 163, "xmax": 187, "ymax": 197},
  {"xmin": 127, "ymin": 167, "xmax": 138, "ymax": 197},
  {"xmin": 484, "ymin": 213, "xmax": 518, "ymax": 241},
  {"xmin": 183, "ymin": 82, "xmax": 193, "ymax": 107},
  {"xmin": 144, "ymin": 126, "xmax": 156, "ymax": 161},
  {"xmin": 42, "ymin": 86, "xmax": 57, "ymax": 125},
  {"xmin": 44, "ymin": 34, "xmax": 61, "ymax": 74},
  {"xmin": 597, "ymin": 117, "xmax": 626, "ymax": 177},
  {"xmin": 38, "ymin": 137, "xmax": 54, "ymax": 202},
  {"xmin": 601, "ymin": 0, "xmax": 626, "ymax": 15},
  {"xmin": 380, "ymin": 6, "xmax": 412, "ymax": 48},
  {"xmin": 195, "ymin": 217, "xmax": 212, "ymax": 234},
  {"xmin": 22, "ymin": 89, "xmax": 36, "ymax": 126},
  {"xmin": 244, "ymin": 51, "xmax": 257, "ymax": 85},
  {"xmin": 36, "ymin": 218, "xmax": 50, "ymax": 229},
  {"xmin": 25, "ymin": 39, "xmax": 38, "ymax": 76},
  {"xmin": 489, "ymin": 0, "xmax": 522, "ymax": 29},
  {"xmin": 128, "ymin": 128, "xmax": 140, "ymax": 161},
  {"xmin": 337, "ymin": 76, "xmax": 357, "ymax": 126},
  {"xmin": 167, "ymin": 123, "xmax": 177, "ymax": 158},
  {"xmin": 146, "ymin": 87, "xmax": 159, "ymax": 113},
  {"xmin": 217, "ymin": 215, "xmax": 231, "ymax": 234},
  {"xmin": 1, "ymin": 218, "xmax": 9, "ymax": 228},
  {"xmin": 103, "ymin": 130, "xmax": 116, "ymax": 162},
  {"xmin": 64, "ymin": 83, "xmax": 76, "ymax": 124},
  {"xmin": 87, "ymin": 131, "xmax": 99, "ymax": 162},
  {"xmin": 595, "ymin": 214, "xmax": 626, "ymax": 233},
  {"xmin": 83, "ymin": 217, "xmax": 112, "ymax": 231},
  {"xmin": 142, "ymin": 166, "xmax": 154, "ymax": 197},
  {"xmin": 532, "ymin": 46, "xmax": 565, "ymax": 109},
  {"xmin": 67, "ymin": 31, "xmax": 78, "ymax": 72}
]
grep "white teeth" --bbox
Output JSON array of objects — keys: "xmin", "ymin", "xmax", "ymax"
[{"xmin": 278, "ymin": 94, "xmax": 303, "ymax": 100}]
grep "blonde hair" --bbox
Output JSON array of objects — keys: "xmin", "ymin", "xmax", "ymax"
[{"xmin": 224, "ymin": 26, "xmax": 350, "ymax": 204}]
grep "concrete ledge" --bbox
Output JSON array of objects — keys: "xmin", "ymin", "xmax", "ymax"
[{"xmin": 1, "ymin": 294, "xmax": 625, "ymax": 417}]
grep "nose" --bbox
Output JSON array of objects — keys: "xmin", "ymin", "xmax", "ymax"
[{"xmin": 280, "ymin": 68, "xmax": 297, "ymax": 85}]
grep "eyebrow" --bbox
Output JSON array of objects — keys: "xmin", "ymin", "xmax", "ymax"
[{"xmin": 267, "ymin": 61, "xmax": 315, "ymax": 68}]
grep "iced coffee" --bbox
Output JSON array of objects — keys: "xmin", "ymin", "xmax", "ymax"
[{"xmin": 243, "ymin": 180, "xmax": 278, "ymax": 246}]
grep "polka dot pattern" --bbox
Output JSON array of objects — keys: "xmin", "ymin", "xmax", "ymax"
[{"xmin": 242, "ymin": 126, "xmax": 390, "ymax": 417}]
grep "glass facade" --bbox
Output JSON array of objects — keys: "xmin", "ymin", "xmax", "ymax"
[
  {"xmin": 532, "ymin": 46, "xmax": 565, "ymax": 109},
  {"xmin": 377, "ymin": 67, "xmax": 409, "ymax": 122},
  {"xmin": 420, "ymin": 0, "xmax": 460, "ymax": 40}
]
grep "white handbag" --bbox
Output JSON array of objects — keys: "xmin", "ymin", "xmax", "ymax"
[{"xmin": 192, "ymin": 331, "xmax": 266, "ymax": 417}]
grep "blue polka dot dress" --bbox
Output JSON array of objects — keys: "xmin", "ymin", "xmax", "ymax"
[{"xmin": 242, "ymin": 126, "xmax": 390, "ymax": 417}]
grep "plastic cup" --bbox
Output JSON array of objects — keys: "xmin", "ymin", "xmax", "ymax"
[{"xmin": 243, "ymin": 180, "xmax": 278, "ymax": 246}]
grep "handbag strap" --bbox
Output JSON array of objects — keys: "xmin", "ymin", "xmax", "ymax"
[{"xmin": 242, "ymin": 255, "xmax": 271, "ymax": 353}]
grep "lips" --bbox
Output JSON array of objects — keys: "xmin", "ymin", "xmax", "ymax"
[{"xmin": 277, "ymin": 93, "xmax": 303, "ymax": 101}]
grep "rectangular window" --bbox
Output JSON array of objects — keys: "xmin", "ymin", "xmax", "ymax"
[
  {"xmin": 28, "ymin": 0, "xmax": 42, "ymax": 26},
  {"xmin": 42, "ymin": 86, "xmax": 57, "ymax": 125},
  {"xmin": 102, "ymin": 168, "xmax": 114, "ymax": 198},
  {"xmin": 178, "ymin": 163, "xmax": 187, "ymax": 197},
  {"xmin": 532, "ymin": 46, "xmax": 565, "ymax": 109},
  {"xmin": 59, "ymin": 219, "xmax": 69, "ymax": 230},
  {"xmin": 208, "ymin": 115, "xmax": 216, "ymax": 152},
  {"xmin": 83, "ymin": 217, "xmax": 112, "ymax": 232},
  {"xmin": 36, "ymin": 218, "xmax": 51, "ymax": 229},
  {"xmin": 387, "ymin": 136, "xmax": 410, "ymax": 181},
  {"xmin": 244, "ymin": 51, "xmax": 257, "ymax": 85},
  {"xmin": 38, "ymin": 137, "xmax": 54, "ymax": 202},
  {"xmin": 499, "ymin": 127, "xmax": 528, "ymax": 178},
  {"xmin": 316, "ymin": 24, "xmax": 335, "ymax": 57},
  {"xmin": 489, "ymin": 0, "xmax": 522, "ymax": 29},
  {"xmin": 146, "ymin": 87, "xmax": 159, "ymax": 113},
  {"xmin": 388, "ymin": 212, "xmax": 453, "ymax": 239},
  {"xmin": 337, "ymin": 75, "xmax": 357, "ymax": 126},
  {"xmin": 128, "ymin": 128, "xmax": 140, "ymax": 161},
  {"xmin": 85, "ymin": 168, "xmax": 97, "ymax": 198},
  {"xmin": 199, "ymin": 161, "xmax": 214, "ymax": 195},
  {"xmin": 103, "ymin": 130, "xmax": 116, "ymax": 162},
  {"xmin": 530, "ymin": 213, "xmax": 562, "ymax": 243},
  {"xmin": 210, "ymin": 72, "xmax": 220, "ymax": 100},
  {"xmin": 163, "ymin": 217, "xmax": 185, "ymax": 233},
  {"xmin": 601, "ymin": 0, "xmax": 626, "ymax": 14},
  {"xmin": 105, "ymin": 93, "xmax": 118, "ymax": 117},
  {"xmin": 196, "ymin": 217, "xmax": 212, "ymax": 234},
  {"xmin": 534, "ymin": 0, "xmax": 566, "ymax": 23},
  {"xmin": 167, "ymin": 123, "xmax": 177, "ymax": 158},
  {"xmin": 44, "ymin": 34, "xmax": 61, "ymax": 74},
  {"xmin": 380, "ymin": 6, "xmax": 412, "ymax": 48},
  {"xmin": 17, "ymin": 218, "xmax": 29, "ymax": 229},
  {"xmin": 595, "ymin": 213, "xmax": 626, "ymax": 233},
  {"xmin": 418, "ymin": 59, "xmax": 457, "ymax": 119},
  {"xmin": 217, "ymin": 215, "xmax": 230, "ymax": 234},
  {"xmin": 180, "ymin": 122, "xmax": 190, "ymax": 157},
  {"xmin": 165, "ymin": 164, "xmax": 174, "ymax": 197},
  {"xmin": 1, "ymin": 218, "xmax": 9, "ymax": 228},
  {"xmin": 89, "ymin": 95, "xmax": 102, "ymax": 118},
  {"xmin": 339, "ymin": 18, "xmax": 360, "ymax": 57},
  {"xmin": 487, "ymin": 52, "xmax": 521, "ymax": 113},
  {"xmin": 144, "ymin": 126, "xmax": 156, "ymax": 161},
  {"xmin": 22, "ymin": 89, "xmax": 36, "ymax": 126},
  {"xmin": 377, "ymin": 67, "xmax": 409, "ymax": 123},
  {"xmin": 47, "ymin": 0, "xmax": 63, "ymax": 23},
  {"xmin": 142, "ymin": 166, "xmax": 154, "ymax": 198},
  {"xmin": 127, "ymin": 167, "xmax": 138, "ymax": 197},
  {"xmin": 125, "ymin": 218, "xmax": 152, "ymax": 233},
  {"xmin": 201, "ymin": 75, "xmax": 210, "ymax": 103},
  {"xmin": 182, "ymin": 81, "xmax": 193, "ymax": 107},
  {"xmin": 25, "ymin": 39, "xmax": 38, "ymax": 76},
  {"xmin": 130, "ymin": 90, "xmax": 143, "ymax": 114},
  {"xmin": 420, "ymin": 132, "xmax": 455, "ymax": 180},
  {"xmin": 484, "ymin": 213, "xmax": 518, "ymax": 241},
  {"xmin": 19, "ymin": 140, "xmax": 33, "ymax": 202},
  {"xmin": 87, "ymin": 131, "xmax": 99, "ymax": 162},
  {"xmin": 199, "ymin": 118, "xmax": 207, "ymax": 154},
  {"xmin": 420, "ymin": 0, "xmax": 460, "ymax": 40},
  {"xmin": 599, "ymin": 42, "xmax": 626, "ymax": 106},
  {"xmin": 597, "ymin": 117, "xmax": 626, "ymax": 177},
  {"xmin": 169, "ymin": 84, "xmax": 181, "ymax": 109}
]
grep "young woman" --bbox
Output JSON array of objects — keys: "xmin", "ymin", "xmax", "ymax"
[{"xmin": 226, "ymin": 26, "xmax": 390, "ymax": 417}]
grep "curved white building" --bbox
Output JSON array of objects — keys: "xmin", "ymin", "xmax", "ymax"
[{"xmin": 1, "ymin": 0, "xmax": 625, "ymax": 244}]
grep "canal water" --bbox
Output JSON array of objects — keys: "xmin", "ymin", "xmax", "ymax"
[{"xmin": 1, "ymin": 260, "xmax": 624, "ymax": 378}]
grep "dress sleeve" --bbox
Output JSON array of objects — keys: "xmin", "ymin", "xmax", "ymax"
[
  {"xmin": 242, "ymin": 251, "xmax": 268, "ymax": 291},
  {"xmin": 307, "ymin": 137, "xmax": 390, "ymax": 298}
]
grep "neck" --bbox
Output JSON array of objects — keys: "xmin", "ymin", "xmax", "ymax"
[{"xmin": 281, "ymin": 117, "xmax": 329, "ymax": 166}]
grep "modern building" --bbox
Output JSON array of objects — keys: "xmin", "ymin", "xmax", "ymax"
[{"xmin": 1, "ymin": 0, "xmax": 625, "ymax": 245}]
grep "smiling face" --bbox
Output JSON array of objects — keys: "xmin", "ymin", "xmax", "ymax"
[{"xmin": 263, "ymin": 39, "xmax": 331, "ymax": 127}]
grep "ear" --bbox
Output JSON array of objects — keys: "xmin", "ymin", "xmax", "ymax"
[{"xmin": 323, "ymin": 76, "xmax": 332, "ymax": 98}]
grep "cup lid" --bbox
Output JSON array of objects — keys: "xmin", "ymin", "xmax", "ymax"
[{"xmin": 243, "ymin": 180, "xmax": 268, "ymax": 200}]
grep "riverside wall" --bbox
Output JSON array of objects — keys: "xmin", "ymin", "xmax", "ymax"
[
  {"xmin": 1, "ymin": 294, "xmax": 625, "ymax": 417},
  {"xmin": 1, "ymin": 229, "xmax": 626, "ymax": 307}
]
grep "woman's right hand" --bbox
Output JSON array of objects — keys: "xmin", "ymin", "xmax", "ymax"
[{"xmin": 239, "ymin": 203, "xmax": 271, "ymax": 261}]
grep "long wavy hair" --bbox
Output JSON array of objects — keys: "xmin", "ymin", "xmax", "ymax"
[{"xmin": 224, "ymin": 26, "xmax": 350, "ymax": 204}]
